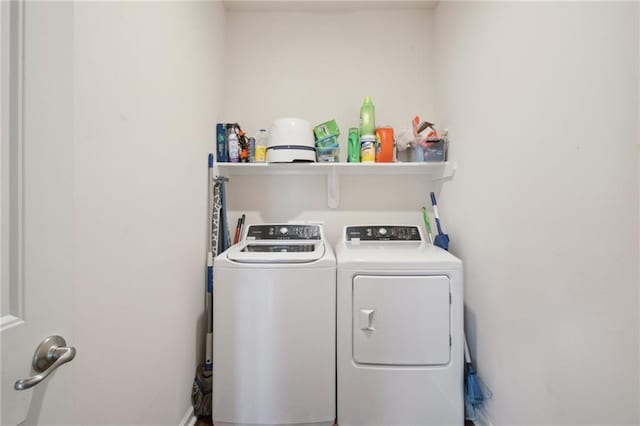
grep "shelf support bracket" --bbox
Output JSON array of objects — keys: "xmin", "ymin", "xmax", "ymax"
[
  {"xmin": 431, "ymin": 161, "xmax": 457, "ymax": 182},
  {"xmin": 327, "ymin": 167, "xmax": 339, "ymax": 209}
]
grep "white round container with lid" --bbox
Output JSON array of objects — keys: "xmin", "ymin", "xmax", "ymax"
[{"xmin": 267, "ymin": 118, "xmax": 316, "ymax": 163}]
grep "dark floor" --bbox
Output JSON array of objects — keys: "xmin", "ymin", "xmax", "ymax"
[
  {"xmin": 195, "ymin": 416, "xmax": 212, "ymax": 426},
  {"xmin": 197, "ymin": 417, "xmax": 474, "ymax": 426}
]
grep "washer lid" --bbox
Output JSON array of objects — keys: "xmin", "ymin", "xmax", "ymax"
[{"xmin": 227, "ymin": 241, "xmax": 325, "ymax": 263}]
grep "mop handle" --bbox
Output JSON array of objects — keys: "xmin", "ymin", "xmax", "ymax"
[
  {"xmin": 206, "ymin": 154, "xmax": 214, "ymax": 370},
  {"xmin": 207, "ymin": 153, "xmax": 214, "ymax": 335},
  {"xmin": 207, "ymin": 253, "xmax": 213, "ymax": 332},
  {"xmin": 207, "ymin": 253, "xmax": 213, "ymax": 294},
  {"xmin": 430, "ymin": 192, "xmax": 445, "ymax": 235},
  {"xmin": 464, "ymin": 334, "xmax": 472, "ymax": 364}
]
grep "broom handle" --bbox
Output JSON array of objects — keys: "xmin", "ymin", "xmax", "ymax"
[
  {"xmin": 434, "ymin": 217, "xmax": 444, "ymax": 236},
  {"xmin": 205, "ymin": 252, "xmax": 213, "ymax": 369},
  {"xmin": 207, "ymin": 154, "xmax": 214, "ymax": 329},
  {"xmin": 206, "ymin": 154, "xmax": 214, "ymax": 369},
  {"xmin": 430, "ymin": 192, "xmax": 445, "ymax": 235},
  {"xmin": 464, "ymin": 334, "xmax": 472, "ymax": 364},
  {"xmin": 207, "ymin": 253, "xmax": 213, "ymax": 331}
]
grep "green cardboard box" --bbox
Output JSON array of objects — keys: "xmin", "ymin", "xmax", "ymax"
[{"xmin": 313, "ymin": 120, "xmax": 340, "ymax": 141}]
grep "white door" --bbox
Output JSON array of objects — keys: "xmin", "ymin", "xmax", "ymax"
[{"xmin": 1, "ymin": 1, "xmax": 76, "ymax": 424}]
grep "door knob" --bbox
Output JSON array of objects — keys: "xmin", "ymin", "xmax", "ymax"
[{"xmin": 14, "ymin": 335, "xmax": 76, "ymax": 391}]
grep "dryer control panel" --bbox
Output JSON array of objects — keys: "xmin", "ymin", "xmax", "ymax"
[
  {"xmin": 245, "ymin": 224, "xmax": 322, "ymax": 240},
  {"xmin": 345, "ymin": 226, "xmax": 421, "ymax": 242}
]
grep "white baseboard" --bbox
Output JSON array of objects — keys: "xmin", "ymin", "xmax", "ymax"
[{"xmin": 179, "ymin": 407, "xmax": 196, "ymax": 426}]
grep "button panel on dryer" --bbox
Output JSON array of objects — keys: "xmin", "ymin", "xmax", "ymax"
[
  {"xmin": 246, "ymin": 224, "xmax": 321, "ymax": 240},
  {"xmin": 345, "ymin": 226, "xmax": 421, "ymax": 241}
]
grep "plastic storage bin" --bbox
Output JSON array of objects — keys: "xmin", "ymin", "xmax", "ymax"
[
  {"xmin": 317, "ymin": 146, "xmax": 340, "ymax": 162},
  {"xmin": 416, "ymin": 139, "xmax": 447, "ymax": 162}
]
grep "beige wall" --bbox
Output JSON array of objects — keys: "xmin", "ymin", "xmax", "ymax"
[
  {"xmin": 73, "ymin": 2, "xmax": 225, "ymax": 423},
  {"xmin": 434, "ymin": 2, "xmax": 639, "ymax": 424},
  {"xmin": 222, "ymin": 3, "xmax": 443, "ymax": 244},
  {"xmin": 223, "ymin": 3, "xmax": 436, "ymax": 153},
  {"xmin": 61, "ymin": 1, "xmax": 640, "ymax": 424}
]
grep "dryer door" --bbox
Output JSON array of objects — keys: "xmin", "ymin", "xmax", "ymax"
[{"xmin": 353, "ymin": 275, "xmax": 450, "ymax": 366}]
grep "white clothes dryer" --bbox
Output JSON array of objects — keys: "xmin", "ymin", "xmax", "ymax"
[
  {"xmin": 336, "ymin": 225, "xmax": 463, "ymax": 426},
  {"xmin": 213, "ymin": 223, "xmax": 335, "ymax": 426}
]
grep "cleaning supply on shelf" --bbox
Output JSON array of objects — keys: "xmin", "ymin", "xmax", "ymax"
[
  {"xmin": 423, "ymin": 128, "xmax": 449, "ymax": 162},
  {"xmin": 430, "ymin": 192, "xmax": 450, "ymax": 250},
  {"xmin": 375, "ymin": 127, "xmax": 394, "ymax": 162},
  {"xmin": 313, "ymin": 120, "xmax": 340, "ymax": 141},
  {"xmin": 254, "ymin": 129, "xmax": 268, "ymax": 163},
  {"xmin": 316, "ymin": 135, "xmax": 339, "ymax": 162},
  {"xmin": 249, "ymin": 137, "xmax": 255, "ymax": 163},
  {"xmin": 238, "ymin": 130, "xmax": 249, "ymax": 163},
  {"xmin": 317, "ymin": 146, "xmax": 340, "ymax": 162},
  {"xmin": 415, "ymin": 144, "xmax": 425, "ymax": 162},
  {"xmin": 348, "ymin": 128, "xmax": 360, "ymax": 162},
  {"xmin": 228, "ymin": 126, "xmax": 239, "ymax": 163},
  {"xmin": 359, "ymin": 96, "xmax": 375, "ymax": 136},
  {"xmin": 394, "ymin": 129, "xmax": 413, "ymax": 162},
  {"xmin": 360, "ymin": 134, "xmax": 376, "ymax": 163},
  {"xmin": 413, "ymin": 117, "xmax": 445, "ymax": 162},
  {"xmin": 418, "ymin": 124, "xmax": 440, "ymax": 161},
  {"xmin": 216, "ymin": 123, "xmax": 227, "ymax": 163},
  {"xmin": 313, "ymin": 119, "xmax": 340, "ymax": 162},
  {"xmin": 412, "ymin": 116, "xmax": 424, "ymax": 162},
  {"xmin": 424, "ymin": 139, "xmax": 447, "ymax": 162}
]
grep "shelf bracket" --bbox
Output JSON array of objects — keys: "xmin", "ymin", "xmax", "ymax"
[
  {"xmin": 327, "ymin": 166, "xmax": 339, "ymax": 209},
  {"xmin": 431, "ymin": 161, "xmax": 457, "ymax": 182}
]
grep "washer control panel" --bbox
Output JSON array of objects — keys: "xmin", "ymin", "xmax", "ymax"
[
  {"xmin": 246, "ymin": 224, "xmax": 321, "ymax": 240},
  {"xmin": 345, "ymin": 226, "xmax": 421, "ymax": 242}
]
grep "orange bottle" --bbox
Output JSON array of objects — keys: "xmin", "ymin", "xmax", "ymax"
[{"xmin": 375, "ymin": 127, "xmax": 394, "ymax": 163}]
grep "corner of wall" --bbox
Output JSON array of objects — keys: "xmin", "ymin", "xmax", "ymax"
[{"xmin": 637, "ymin": 1, "xmax": 640, "ymax": 422}]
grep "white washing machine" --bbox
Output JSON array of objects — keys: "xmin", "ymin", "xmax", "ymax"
[
  {"xmin": 336, "ymin": 225, "xmax": 463, "ymax": 426},
  {"xmin": 213, "ymin": 223, "xmax": 335, "ymax": 426}
]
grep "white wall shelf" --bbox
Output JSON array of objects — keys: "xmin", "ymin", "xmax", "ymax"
[{"xmin": 215, "ymin": 161, "xmax": 457, "ymax": 208}]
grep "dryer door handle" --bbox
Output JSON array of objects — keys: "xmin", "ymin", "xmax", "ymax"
[{"xmin": 359, "ymin": 309, "xmax": 375, "ymax": 332}]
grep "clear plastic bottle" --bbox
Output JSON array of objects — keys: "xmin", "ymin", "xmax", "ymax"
[
  {"xmin": 254, "ymin": 129, "xmax": 268, "ymax": 163},
  {"xmin": 359, "ymin": 96, "xmax": 375, "ymax": 136},
  {"xmin": 228, "ymin": 128, "xmax": 239, "ymax": 163}
]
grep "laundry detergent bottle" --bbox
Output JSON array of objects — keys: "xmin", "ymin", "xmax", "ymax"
[{"xmin": 359, "ymin": 96, "xmax": 375, "ymax": 136}]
